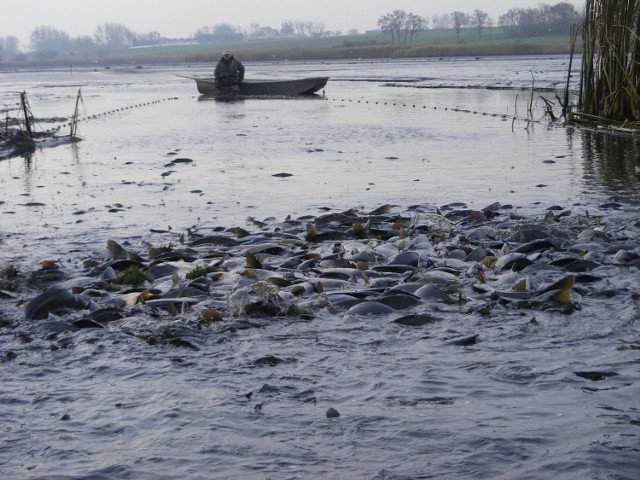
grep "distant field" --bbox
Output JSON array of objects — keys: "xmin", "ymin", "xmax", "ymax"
[{"xmin": 3, "ymin": 28, "xmax": 579, "ymax": 66}]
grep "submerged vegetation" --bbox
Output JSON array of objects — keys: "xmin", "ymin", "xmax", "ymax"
[
  {"xmin": 110, "ymin": 266, "xmax": 147, "ymax": 286},
  {"xmin": 575, "ymin": 0, "xmax": 640, "ymax": 125}
]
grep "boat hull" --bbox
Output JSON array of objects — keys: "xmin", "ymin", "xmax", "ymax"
[{"xmin": 192, "ymin": 77, "xmax": 329, "ymax": 96}]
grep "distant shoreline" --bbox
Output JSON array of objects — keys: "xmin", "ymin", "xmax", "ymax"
[{"xmin": 1, "ymin": 41, "xmax": 578, "ymax": 69}]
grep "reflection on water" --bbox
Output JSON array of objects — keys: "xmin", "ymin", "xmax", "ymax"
[{"xmin": 578, "ymin": 129, "xmax": 640, "ymax": 193}]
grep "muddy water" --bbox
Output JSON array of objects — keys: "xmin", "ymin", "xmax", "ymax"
[
  {"xmin": 0, "ymin": 57, "xmax": 639, "ymax": 479},
  {"xmin": 1, "ymin": 57, "xmax": 638, "ymax": 264}
]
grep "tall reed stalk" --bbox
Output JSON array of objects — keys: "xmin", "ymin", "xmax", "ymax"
[{"xmin": 578, "ymin": 0, "xmax": 640, "ymax": 122}]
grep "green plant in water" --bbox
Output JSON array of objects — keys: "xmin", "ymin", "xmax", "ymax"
[
  {"xmin": 4, "ymin": 265, "xmax": 20, "ymax": 279},
  {"xmin": 111, "ymin": 266, "xmax": 147, "ymax": 285},
  {"xmin": 186, "ymin": 265, "xmax": 218, "ymax": 280},
  {"xmin": 0, "ymin": 264, "xmax": 21, "ymax": 292}
]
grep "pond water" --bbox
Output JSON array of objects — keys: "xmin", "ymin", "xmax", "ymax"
[
  {"xmin": 1, "ymin": 56, "xmax": 638, "ymax": 264},
  {"xmin": 0, "ymin": 56, "xmax": 638, "ymax": 479}
]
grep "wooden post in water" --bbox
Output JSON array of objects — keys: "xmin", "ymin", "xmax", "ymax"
[
  {"xmin": 19, "ymin": 91, "xmax": 33, "ymax": 139},
  {"xmin": 70, "ymin": 88, "xmax": 83, "ymax": 138}
]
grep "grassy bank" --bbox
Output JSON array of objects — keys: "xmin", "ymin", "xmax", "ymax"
[{"xmin": 182, "ymin": 39, "xmax": 576, "ymax": 63}]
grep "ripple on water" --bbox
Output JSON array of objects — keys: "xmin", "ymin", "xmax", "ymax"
[{"xmin": 1, "ymin": 61, "xmax": 639, "ymax": 480}]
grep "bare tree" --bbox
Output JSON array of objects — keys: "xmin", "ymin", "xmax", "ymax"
[
  {"xmin": 471, "ymin": 9, "xmax": 490, "ymax": 40},
  {"xmin": 0, "ymin": 35, "xmax": 21, "ymax": 61},
  {"xmin": 248, "ymin": 23, "xmax": 280, "ymax": 39},
  {"xmin": 280, "ymin": 21, "xmax": 295, "ymax": 37},
  {"xmin": 249, "ymin": 23, "xmax": 261, "ymax": 37},
  {"xmin": 378, "ymin": 9, "xmax": 407, "ymax": 43},
  {"xmin": 272, "ymin": 20, "xmax": 325, "ymax": 38},
  {"xmin": 308, "ymin": 22, "xmax": 327, "ymax": 36},
  {"xmin": 517, "ymin": 8, "xmax": 545, "ymax": 36},
  {"xmin": 70, "ymin": 35, "xmax": 97, "ymax": 58},
  {"xmin": 212, "ymin": 24, "xmax": 238, "ymax": 36},
  {"xmin": 30, "ymin": 26, "xmax": 70, "ymax": 59},
  {"xmin": 404, "ymin": 13, "xmax": 428, "ymax": 44},
  {"xmin": 431, "ymin": 13, "xmax": 452, "ymax": 30},
  {"xmin": 486, "ymin": 17, "xmax": 495, "ymax": 40},
  {"xmin": 451, "ymin": 11, "xmax": 469, "ymax": 42},
  {"xmin": 378, "ymin": 13, "xmax": 395, "ymax": 42},
  {"xmin": 498, "ymin": 3, "xmax": 581, "ymax": 38},
  {"xmin": 498, "ymin": 9, "xmax": 520, "ymax": 37},
  {"xmin": 94, "ymin": 22, "xmax": 135, "ymax": 49},
  {"xmin": 194, "ymin": 24, "xmax": 242, "ymax": 43},
  {"xmin": 134, "ymin": 31, "xmax": 161, "ymax": 46},
  {"xmin": 546, "ymin": 3, "xmax": 581, "ymax": 34},
  {"xmin": 292, "ymin": 21, "xmax": 308, "ymax": 37}
]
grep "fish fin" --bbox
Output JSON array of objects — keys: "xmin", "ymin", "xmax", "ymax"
[
  {"xmin": 513, "ymin": 278, "xmax": 527, "ymax": 292},
  {"xmin": 246, "ymin": 252, "xmax": 262, "ymax": 269},
  {"xmin": 370, "ymin": 204, "xmax": 390, "ymax": 215},
  {"xmin": 201, "ymin": 309, "xmax": 222, "ymax": 322},
  {"xmin": 541, "ymin": 275, "xmax": 575, "ymax": 293},
  {"xmin": 305, "ymin": 223, "xmax": 318, "ymax": 242},
  {"xmin": 236, "ymin": 227, "xmax": 250, "ymax": 238},
  {"xmin": 552, "ymin": 287, "xmax": 571, "ymax": 303},
  {"xmin": 352, "ymin": 220, "xmax": 370, "ymax": 239}
]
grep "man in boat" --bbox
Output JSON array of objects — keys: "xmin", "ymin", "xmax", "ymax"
[{"xmin": 214, "ymin": 51, "xmax": 245, "ymax": 93}]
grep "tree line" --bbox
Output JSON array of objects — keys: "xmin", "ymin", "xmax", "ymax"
[
  {"xmin": 0, "ymin": 2, "xmax": 583, "ymax": 62},
  {"xmin": 378, "ymin": 2, "xmax": 582, "ymax": 44},
  {"xmin": 0, "ymin": 23, "xmax": 167, "ymax": 61},
  {"xmin": 193, "ymin": 20, "xmax": 333, "ymax": 42},
  {"xmin": 498, "ymin": 3, "xmax": 583, "ymax": 37},
  {"xmin": 0, "ymin": 19, "xmax": 341, "ymax": 62}
]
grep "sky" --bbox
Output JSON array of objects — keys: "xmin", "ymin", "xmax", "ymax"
[{"xmin": 1, "ymin": 0, "xmax": 584, "ymax": 47}]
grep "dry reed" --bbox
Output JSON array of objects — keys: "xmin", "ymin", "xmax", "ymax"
[{"xmin": 577, "ymin": 0, "xmax": 640, "ymax": 123}]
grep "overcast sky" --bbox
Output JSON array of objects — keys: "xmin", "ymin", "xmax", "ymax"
[{"xmin": 2, "ymin": 0, "xmax": 584, "ymax": 46}]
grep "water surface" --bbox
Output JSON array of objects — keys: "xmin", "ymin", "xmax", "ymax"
[{"xmin": 0, "ymin": 56, "xmax": 638, "ymax": 480}]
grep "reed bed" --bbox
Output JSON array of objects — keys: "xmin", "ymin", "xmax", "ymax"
[{"xmin": 578, "ymin": 0, "xmax": 640, "ymax": 123}]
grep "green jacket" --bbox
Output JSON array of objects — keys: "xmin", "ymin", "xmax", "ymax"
[{"xmin": 214, "ymin": 57, "xmax": 245, "ymax": 87}]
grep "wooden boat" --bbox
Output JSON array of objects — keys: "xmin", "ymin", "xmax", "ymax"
[{"xmin": 182, "ymin": 76, "xmax": 329, "ymax": 97}]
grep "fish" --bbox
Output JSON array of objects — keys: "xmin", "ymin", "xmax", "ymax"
[
  {"xmin": 348, "ymin": 301, "xmax": 396, "ymax": 315},
  {"xmin": 25, "ymin": 288, "xmax": 88, "ymax": 320},
  {"xmin": 393, "ymin": 313, "xmax": 441, "ymax": 326}
]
